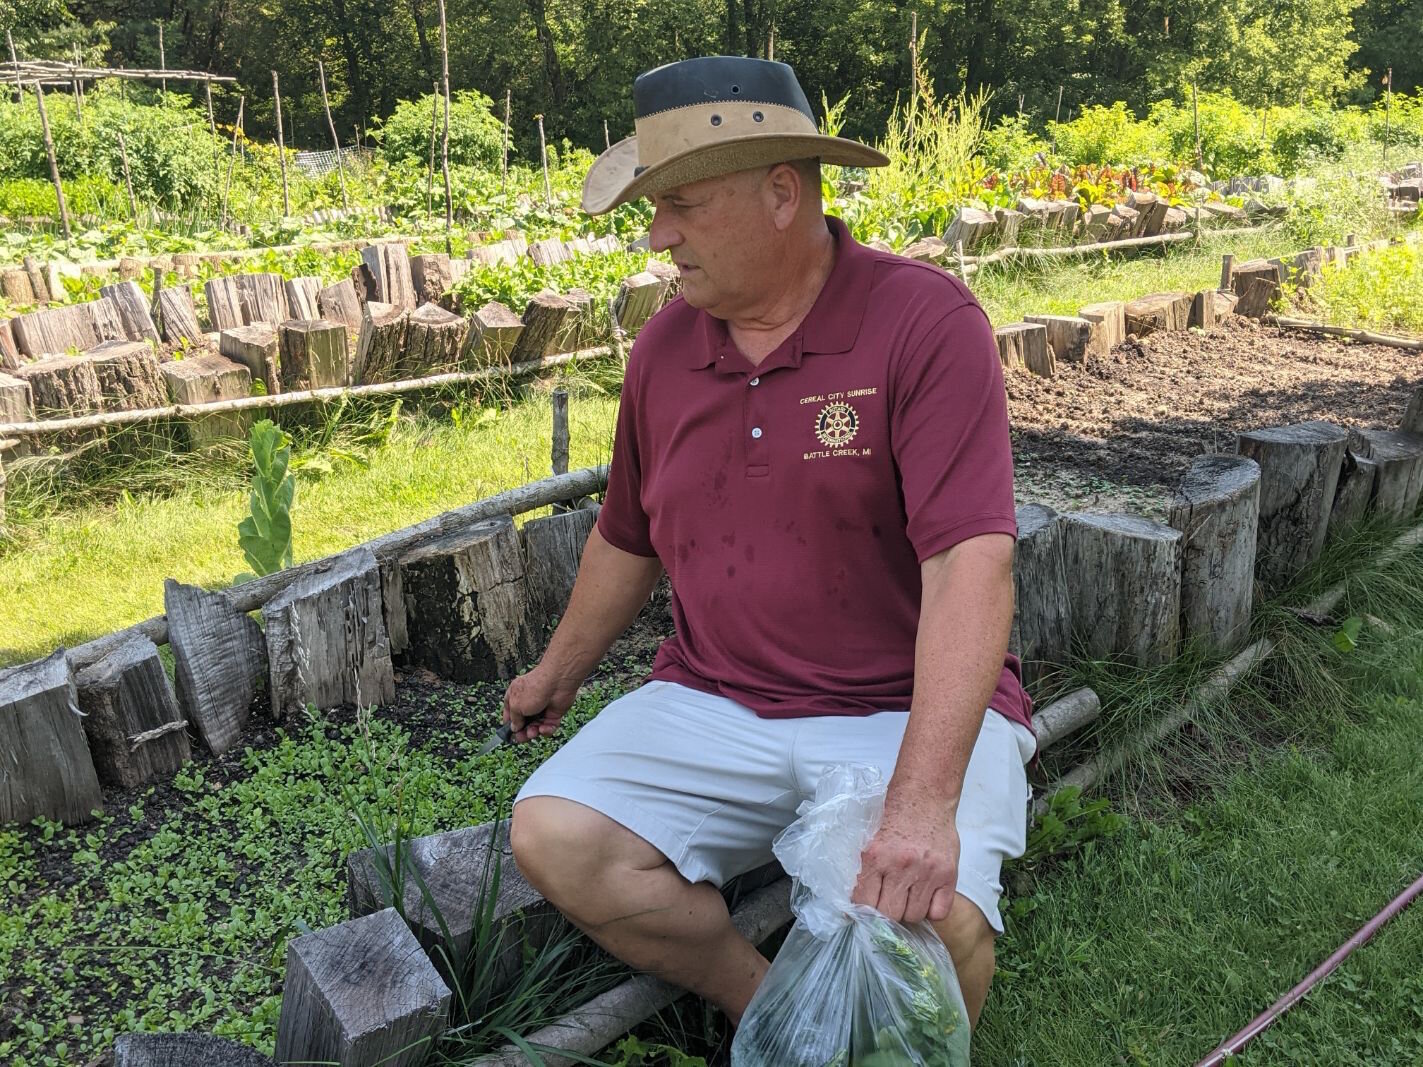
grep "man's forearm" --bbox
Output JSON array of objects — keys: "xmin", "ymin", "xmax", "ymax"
[
  {"xmin": 540, "ymin": 526, "xmax": 665, "ymax": 684},
  {"xmin": 889, "ymin": 534, "xmax": 1016, "ymax": 810}
]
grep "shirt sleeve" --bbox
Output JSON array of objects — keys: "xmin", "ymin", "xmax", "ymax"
[
  {"xmin": 890, "ymin": 303, "xmax": 1018, "ymax": 562},
  {"xmin": 596, "ymin": 352, "xmax": 659, "ymax": 558}
]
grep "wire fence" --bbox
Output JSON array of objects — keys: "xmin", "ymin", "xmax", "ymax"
[{"xmin": 292, "ymin": 146, "xmax": 377, "ymax": 177}]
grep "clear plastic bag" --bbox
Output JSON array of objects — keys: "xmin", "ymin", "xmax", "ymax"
[{"xmin": 731, "ymin": 764, "xmax": 972, "ymax": 1067}]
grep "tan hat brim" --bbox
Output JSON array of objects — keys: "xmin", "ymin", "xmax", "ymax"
[{"xmin": 581, "ymin": 133, "xmax": 889, "ymax": 215}]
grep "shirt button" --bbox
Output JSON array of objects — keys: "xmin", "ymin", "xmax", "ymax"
[
  {"xmin": 749, "ymin": 377, "xmax": 760, "ymax": 386},
  {"xmin": 751, "ymin": 427, "xmax": 763, "ymax": 439}
]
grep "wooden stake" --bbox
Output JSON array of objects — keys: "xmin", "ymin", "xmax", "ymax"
[
  {"xmin": 6, "ymin": 30, "xmax": 20, "ymax": 104},
  {"xmin": 426, "ymin": 81, "xmax": 439, "ymax": 221},
  {"xmin": 1055, "ymin": 85, "xmax": 1064, "ymax": 124},
  {"xmin": 1384, "ymin": 67, "xmax": 1393, "ymax": 170},
  {"xmin": 157, "ymin": 22, "xmax": 166, "ymax": 95},
  {"xmin": 70, "ymin": 46, "xmax": 82, "ymax": 123},
  {"xmin": 1192, "ymin": 81, "xmax": 1203, "ymax": 172},
  {"xmin": 317, "ymin": 60, "xmax": 349, "ymax": 209},
  {"xmin": 604, "ymin": 118, "xmax": 610, "ymax": 150},
  {"xmin": 909, "ymin": 11, "xmax": 918, "ymax": 80},
  {"xmin": 205, "ymin": 81, "xmax": 219, "ymax": 213},
  {"xmin": 551, "ymin": 388, "xmax": 569, "ymax": 477},
  {"xmin": 33, "ymin": 84, "xmax": 71, "ymax": 240},
  {"xmin": 272, "ymin": 71, "xmax": 290, "ymax": 217},
  {"xmin": 437, "ymin": 0, "xmax": 453, "ymax": 255},
  {"xmin": 117, "ymin": 131, "xmax": 139, "ymax": 219},
  {"xmin": 502, "ymin": 89, "xmax": 511, "ymax": 191},
  {"xmin": 767, "ymin": 23, "xmax": 775, "ymax": 60},
  {"xmin": 536, "ymin": 113, "xmax": 551, "ymax": 208},
  {"xmin": 1219, "ymin": 253, "xmax": 1235, "ymax": 292},
  {"xmin": 220, "ymin": 94, "xmax": 244, "ymax": 230}
]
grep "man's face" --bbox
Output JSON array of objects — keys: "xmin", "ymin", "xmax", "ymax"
[{"xmin": 647, "ymin": 167, "xmax": 782, "ymax": 318}]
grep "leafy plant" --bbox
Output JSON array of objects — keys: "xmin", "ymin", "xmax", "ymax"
[
  {"xmin": 235, "ymin": 418, "xmax": 295, "ymax": 583},
  {"xmin": 374, "ymin": 90, "xmax": 509, "ymax": 170},
  {"xmin": 1023, "ymin": 786, "xmax": 1129, "ymax": 869}
]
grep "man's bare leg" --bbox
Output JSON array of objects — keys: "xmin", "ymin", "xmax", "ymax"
[
  {"xmin": 932, "ymin": 896, "xmax": 996, "ymax": 1028},
  {"xmin": 511, "ymin": 796, "xmax": 770, "ymax": 1023}
]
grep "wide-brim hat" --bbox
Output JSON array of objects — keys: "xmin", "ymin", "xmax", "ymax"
[{"xmin": 582, "ymin": 56, "xmax": 889, "ymax": 215}]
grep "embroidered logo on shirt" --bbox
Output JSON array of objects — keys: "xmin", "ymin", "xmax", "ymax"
[{"xmin": 815, "ymin": 402, "xmax": 860, "ymax": 447}]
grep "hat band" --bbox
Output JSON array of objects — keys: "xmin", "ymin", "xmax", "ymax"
[{"xmin": 635, "ymin": 101, "xmax": 818, "ymax": 169}]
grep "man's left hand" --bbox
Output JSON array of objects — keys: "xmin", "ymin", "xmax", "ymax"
[{"xmin": 851, "ymin": 790, "xmax": 959, "ymax": 925}]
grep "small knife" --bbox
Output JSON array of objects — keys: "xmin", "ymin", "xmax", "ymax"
[{"xmin": 477, "ymin": 721, "xmax": 515, "ymax": 756}]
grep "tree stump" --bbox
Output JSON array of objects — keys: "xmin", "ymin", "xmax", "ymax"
[
  {"xmin": 1352, "ymin": 428, "xmax": 1423, "ymax": 522},
  {"xmin": 993, "ymin": 208, "xmax": 1026, "ymax": 246},
  {"xmin": 1061, "ymin": 513, "xmax": 1183, "ymax": 666},
  {"xmin": 99, "ymin": 280, "xmax": 160, "ymax": 344},
  {"xmin": 360, "ymin": 243, "xmax": 417, "ymax": 309},
  {"xmin": 1236, "ymin": 421, "xmax": 1348, "ymax": 591},
  {"xmin": 1189, "ymin": 289, "xmax": 1237, "ymax": 330},
  {"xmin": 1078, "ymin": 302, "xmax": 1125, "ymax": 352},
  {"xmin": 528, "ymin": 238, "xmax": 574, "ymax": 267},
  {"xmin": 172, "ymin": 253, "xmax": 203, "ymax": 278},
  {"xmin": 1231, "ymin": 260, "xmax": 1282, "ymax": 315},
  {"xmin": 1, "ymin": 269, "xmax": 34, "ymax": 305},
  {"xmin": 1127, "ymin": 190, "xmax": 1170, "ymax": 236},
  {"xmin": 1330, "ymin": 452, "xmax": 1378, "ymax": 537},
  {"xmin": 1168, "ymin": 454, "xmax": 1260, "ymax": 656},
  {"xmin": 901, "ymin": 237, "xmax": 948, "ymax": 263},
  {"xmin": 88, "ymin": 340, "xmax": 166, "ymax": 411},
  {"xmin": 114, "ymin": 1033, "xmax": 275, "ymax": 1067},
  {"xmin": 1124, "ymin": 292, "xmax": 1192, "ymax": 336},
  {"xmin": 1110, "ymin": 203, "xmax": 1140, "ymax": 236},
  {"xmin": 1081, "ymin": 204, "xmax": 1114, "ymax": 240},
  {"xmin": 0, "ymin": 373, "xmax": 32, "ymax": 424},
  {"xmin": 237, "ymin": 273, "xmax": 291, "ymax": 327},
  {"xmin": 262, "ymin": 547, "xmax": 395, "ymax": 719},
  {"xmin": 204, "ymin": 277, "xmax": 246, "ymax": 332},
  {"xmin": 942, "ymin": 207, "xmax": 997, "ymax": 250},
  {"xmin": 0, "ymin": 651, "xmax": 103, "ymax": 825},
  {"xmin": 284, "ymin": 276, "xmax": 323, "ymax": 320},
  {"xmin": 1401, "ymin": 385, "xmax": 1423, "ymax": 436},
  {"xmin": 614, "ymin": 272, "xmax": 670, "ymax": 334},
  {"xmin": 279, "ymin": 319, "xmax": 348, "ymax": 391},
  {"xmin": 165, "ymin": 579, "xmax": 267, "ymax": 755},
  {"xmin": 1010, "ymin": 504, "xmax": 1072, "ymax": 689},
  {"xmin": 220, "ymin": 325, "xmax": 281, "ymax": 394},
  {"xmin": 1160, "ymin": 206, "xmax": 1189, "ymax": 233},
  {"xmin": 17, "ymin": 355, "xmax": 104, "ymax": 416},
  {"xmin": 317, "ymin": 279, "xmax": 364, "ymax": 332},
  {"xmin": 12, "ymin": 303, "xmax": 102, "ymax": 358},
  {"xmin": 352, "ymin": 302, "xmax": 409, "ymax": 384},
  {"xmin": 410, "ymin": 253, "xmax": 455, "ymax": 306},
  {"xmin": 556, "ymin": 288, "xmax": 595, "ymax": 352},
  {"xmin": 0, "ymin": 320, "xmax": 19, "ymax": 372},
  {"xmin": 464, "ymin": 301, "xmax": 525, "ymax": 367},
  {"xmin": 74, "ymin": 634, "xmax": 191, "ymax": 790},
  {"xmin": 274, "ymin": 908, "xmax": 451, "ymax": 1067},
  {"xmin": 157, "ymin": 287, "xmax": 204, "ymax": 347},
  {"xmin": 403, "ymin": 303, "xmax": 467, "ymax": 374},
  {"xmin": 1024, "ymin": 314, "xmax": 1102, "ymax": 362},
  {"xmin": 510, "ymin": 292, "xmax": 576, "ymax": 362},
  {"xmin": 400, "ymin": 515, "xmax": 532, "ymax": 682},
  {"xmin": 522, "ymin": 507, "xmax": 598, "ymax": 644},
  {"xmin": 993, "ymin": 323, "xmax": 1047, "ymax": 373}
]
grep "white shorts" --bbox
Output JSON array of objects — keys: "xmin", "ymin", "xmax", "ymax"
[{"xmin": 515, "ymin": 681, "xmax": 1036, "ymax": 933}]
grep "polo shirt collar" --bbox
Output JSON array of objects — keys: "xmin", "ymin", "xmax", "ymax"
[{"xmin": 688, "ymin": 215, "xmax": 875, "ymax": 372}]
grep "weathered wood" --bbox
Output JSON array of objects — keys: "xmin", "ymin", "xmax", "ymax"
[
  {"xmin": 901, "ymin": 237, "xmax": 948, "ymax": 263},
  {"xmin": 1189, "ymin": 289, "xmax": 1237, "ymax": 330},
  {"xmin": 1110, "ymin": 203, "xmax": 1140, "ymax": 236},
  {"xmin": 164, "ymin": 578, "xmax": 266, "ymax": 755},
  {"xmin": 22, "ymin": 256, "xmax": 51, "ymax": 305},
  {"xmin": 262, "ymin": 547, "xmax": 395, "ymax": 719},
  {"xmin": 0, "ymin": 651, "xmax": 103, "ymax": 826},
  {"xmin": 943, "ymin": 206, "xmax": 997, "ymax": 251},
  {"xmin": 1402, "ymin": 385, "xmax": 1423, "ymax": 435},
  {"xmin": 360, "ymin": 243, "xmax": 417, "ymax": 309},
  {"xmin": 352, "ymin": 302, "xmax": 408, "ymax": 384},
  {"xmin": 12, "ymin": 302, "xmax": 101, "ymax": 358},
  {"xmin": 157, "ymin": 286, "xmax": 204, "ymax": 346},
  {"xmin": 88, "ymin": 340, "xmax": 166, "ymax": 411},
  {"xmin": 993, "ymin": 323, "xmax": 1046, "ymax": 372},
  {"xmin": 1024, "ymin": 314, "xmax": 1102, "ymax": 362},
  {"xmin": 468, "ymin": 239, "xmax": 520, "ymax": 267},
  {"xmin": 237, "ymin": 273, "xmax": 289, "ymax": 327},
  {"xmin": 1078, "ymin": 302, "xmax": 1126, "ymax": 352},
  {"xmin": 410, "ymin": 252, "xmax": 455, "ymax": 306},
  {"xmin": 1, "ymin": 269, "xmax": 35, "ymax": 305},
  {"xmin": 98, "ymin": 280, "xmax": 160, "ymax": 344},
  {"xmin": 993, "ymin": 208, "xmax": 1026, "ymax": 246},
  {"xmin": 274, "ymin": 907, "xmax": 451, "ymax": 1067},
  {"xmin": 1330, "ymin": 452, "xmax": 1378, "ymax": 536},
  {"xmin": 1352, "ymin": 428, "xmax": 1423, "ymax": 522},
  {"xmin": 464, "ymin": 301, "xmax": 524, "ymax": 367},
  {"xmin": 1236, "ymin": 421, "xmax": 1349, "ymax": 591},
  {"xmin": 16, "ymin": 355, "xmax": 103, "ymax": 415},
  {"xmin": 113, "ymin": 1033, "xmax": 275, "ymax": 1067},
  {"xmin": 279, "ymin": 319, "xmax": 348, "ymax": 392},
  {"xmin": 74, "ymin": 634, "xmax": 190, "ymax": 790},
  {"xmin": 284, "ymin": 275, "xmax": 323, "ymax": 320},
  {"xmin": 400, "ymin": 514, "xmax": 532, "ymax": 682},
  {"xmin": 1231, "ymin": 259, "xmax": 1282, "ymax": 315},
  {"xmin": 87, "ymin": 297, "xmax": 128, "ymax": 345},
  {"xmin": 1010, "ymin": 503, "xmax": 1072, "ymax": 689},
  {"xmin": 219, "ymin": 325, "xmax": 280, "ymax": 394},
  {"xmin": 160, "ymin": 355, "xmax": 253, "ymax": 446},
  {"xmin": 0, "ymin": 319, "xmax": 19, "ymax": 371},
  {"xmin": 1168, "ymin": 455, "xmax": 1260, "ymax": 656},
  {"xmin": 317, "ymin": 279, "xmax": 363, "ymax": 332},
  {"xmin": 1081, "ymin": 204, "xmax": 1114, "ymax": 240},
  {"xmin": 0, "ymin": 372, "xmax": 32, "ymax": 423},
  {"xmin": 1061, "ymin": 513, "xmax": 1184, "ymax": 666},
  {"xmin": 1127, "ymin": 190, "xmax": 1169, "ymax": 236},
  {"xmin": 556, "ymin": 288, "xmax": 595, "ymax": 353},
  {"xmin": 522, "ymin": 507, "xmax": 598, "ymax": 641},
  {"xmin": 613, "ymin": 271, "xmax": 670, "ymax": 334},
  {"xmin": 203, "ymin": 276, "xmax": 245, "ymax": 332},
  {"xmin": 1033, "ymin": 687, "xmax": 1101, "ymax": 750},
  {"xmin": 1124, "ymin": 292, "xmax": 1192, "ymax": 336},
  {"xmin": 510, "ymin": 292, "xmax": 576, "ymax": 362},
  {"xmin": 528, "ymin": 237, "xmax": 573, "ymax": 267},
  {"xmin": 402, "ymin": 303, "xmax": 467, "ymax": 374}
]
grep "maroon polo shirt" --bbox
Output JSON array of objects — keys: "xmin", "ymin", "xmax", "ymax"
[{"xmin": 597, "ymin": 215, "xmax": 1032, "ymax": 733}]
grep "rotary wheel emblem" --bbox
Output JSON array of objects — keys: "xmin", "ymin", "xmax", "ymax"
[{"xmin": 815, "ymin": 402, "xmax": 860, "ymax": 447}]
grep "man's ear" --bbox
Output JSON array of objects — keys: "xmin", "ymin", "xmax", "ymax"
[{"xmin": 765, "ymin": 162, "xmax": 802, "ymax": 232}]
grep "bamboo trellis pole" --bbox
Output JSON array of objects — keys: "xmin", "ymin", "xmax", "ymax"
[
  {"xmin": 157, "ymin": 22, "xmax": 166, "ymax": 94},
  {"xmin": 220, "ymin": 94, "xmax": 244, "ymax": 229},
  {"xmin": 536, "ymin": 113, "xmax": 551, "ymax": 208},
  {"xmin": 437, "ymin": 0, "xmax": 453, "ymax": 254},
  {"xmin": 502, "ymin": 89, "xmax": 511, "ymax": 191},
  {"xmin": 316, "ymin": 60, "xmax": 349, "ymax": 209},
  {"xmin": 5, "ymin": 30, "xmax": 19, "ymax": 103},
  {"xmin": 425, "ymin": 81, "xmax": 439, "ymax": 221},
  {"xmin": 272, "ymin": 71, "xmax": 290, "ymax": 217},
  {"xmin": 33, "ymin": 83, "xmax": 72, "ymax": 240},
  {"xmin": 117, "ymin": 131, "xmax": 139, "ymax": 218}
]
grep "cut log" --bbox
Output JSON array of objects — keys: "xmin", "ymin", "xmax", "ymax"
[
  {"xmin": 16, "ymin": 355, "xmax": 104, "ymax": 416},
  {"xmin": 993, "ymin": 208, "xmax": 1026, "ymax": 246},
  {"xmin": 522, "ymin": 507, "xmax": 598, "ymax": 642},
  {"xmin": 351, "ymin": 261, "xmax": 378, "ymax": 305},
  {"xmin": 1160, "ymin": 206, "xmax": 1189, "ymax": 234},
  {"xmin": 284, "ymin": 275, "xmax": 323, "ymax": 320},
  {"xmin": 402, "ymin": 303, "xmax": 467, "ymax": 374},
  {"xmin": 0, "ymin": 651, "xmax": 103, "ymax": 826},
  {"xmin": 464, "ymin": 301, "xmax": 524, "ymax": 368},
  {"xmin": 509, "ymin": 292, "xmax": 576, "ymax": 362},
  {"xmin": 237, "ymin": 273, "xmax": 290, "ymax": 327},
  {"xmin": 410, "ymin": 252, "xmax": 456, "ymax": 306},
  {"xmin": 1330, "ymin": 452, "xmax": 1379, "ymax": 536},
  {"xmin": 360, "ymin": 243, "xmax": 417, "ymax": 309},
  {"xmin": 1236, "ymin": 421, "xmax": 1349, "ymax": 591},
  {"xmin": 1231, "ymin": 260, "xmax": 1282, "ymax": 318},
  {"xmin": 87, "ymin": 298, "xmax": 128, "ymax": 345},
  {"xmin": 262, "ymin": 547, "xmax": 395, "ymax": 719},
  {"xmin": 203, "ymin": 277, "xmax": 245, "ymax": 332},
  {"xmin": 1403, "ymin": 386, "xmax": 1423, "ymax": 436},
  {"xmin": 468, "ymin": 240, "xmax": 520, "ymax": 267},
  {"xmin": 23, "ymin": 256, "xmax": 50, "ymax": 304},
  {"xmin": 352, "ymin": 302, "xmax": 408, "ymax": 384},
  {"xmin": 528, "ymin": 238, "xmax": 573, "ymax": 267},
  {"xmin": 1024, "ymin": 314, "xmax": 1103, "ymax": 362},
  {"xmin": 993, "ymin": 323, "xmax": 1048, "ymax": 373},
  {"xmin": 164, "ymin": 578, "xmax": 267, "ymax": 755},
  {"xmin": 613, "ymin": 272, "xmax": 670, "ymax": 334},
  {"xmin": 317, "ymin": 279, "xmax": 363, "ymax": 332},
  {"xmin": 160, "ymin": 355, "xmax": 253, "ymax": 446},
  {"xmin": 1127, "ymin": 190, "xmax": 1169, "ymax": 236},
  {"xmin": 1081, "ymin": 204, "xmax": 1114, "ymax": 241},
  {"xmin": 942, "ymin": 207, "xmax": 997, "ymax": 251},
  {"xmin": 400, "ymin": 515, "xmax": 532, "ymax": 682},
  {"xmin": 901, "ymin": 237, "xmax": 948, "ymax": 263},
  {"xmin": 1168, "ymin": 455, "xmax": 1260, "ymax": 656},
  {"xmin": 172, "ymin": 253, "xmax": 203, "ymax": 278},
  {"xmin": 0, "ymin": 320, "xmax": 18, "ymax": 371},
  {"xmin": 1124, "ymin": 292, "xmax": 1192, "ymax": 336},
  {"xmin": 87, "ymin": 340, "xmax": 167, "ymax": 411},
  {"xmin": 114, "ymin": 1033, "xmax": 276, "ymax": 1067},
  {"xmin": 1009, "ymin": 504, "xmax": 1072, "ymax": 689},
  {"xmin": 556, "ymin": 288, "xmax": 595, "ymax": 352},
  {"xmin": 1352, "ymin": 428, "xmax": 1423, "ymax": 522},
  {"xmin": 1061, "ymin": 513, "xmax": 1184, "ymax": 666},
  {"xmin": 0, "ymin": 372, "xmax": 32, "ymax": 424},
  {"xmin": 12, "ymin": 303, "xmax": 101, "ymax": 358},
  {"xmin": 219, "ymin": 325, "xmax": 281, "ymax": 394},
  {"xmin": 279, "ymin": 319, "xmax": 348, "ymax": 391},
  {"xmin": 1, "ymin": 269, "xmax": 34, "ymax": 305},
  {"xmin": 274, "ymin": 908, "xmax": 451, "ymax": 1067},
  {"xmin": 74, "ymin": 634, "xmax": 191, "ymax": 790},
  {"xmin": 1110, "ymin": 203, "xmax": 1140, "ymax": 237},
  {"xmin": 117, "ymin": 257, "xmax": 145, "ymax": 282},
  {"xmin": 1078, "ymin": 302, "xmax": 1126, "ymax": 352},
  {"xmin": 157, "ymin": 287, "xmax": 204, "ymax": 347},
  {"xmin": 1189, "ymin": 289, "xmax": 1235, "ymax": 330},
  {"xmin": 99, "ymin": 280, "xmax": 160, "ymax": 344}
]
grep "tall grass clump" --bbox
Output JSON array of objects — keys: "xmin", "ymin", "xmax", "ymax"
[{"xmin": 1303, "ymin": 241, "xmax": 1423, "ymax": 334}]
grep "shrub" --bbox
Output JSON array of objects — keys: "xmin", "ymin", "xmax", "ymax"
[
  {"xmin": 374, "ymin": 90, "xmax": 506, "ymax": 170},
  {"xmin": 980, "ymin": 113, "xmax": 1052, "ymax": 173},
  {"xmin": 1046, "ymin": 102, "xmax": 1171, "ymax": 167}
]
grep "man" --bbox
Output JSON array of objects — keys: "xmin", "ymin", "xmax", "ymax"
[{"xmin": 504, "ymin": 56, "xmax": 1035, "ymax": 1035}]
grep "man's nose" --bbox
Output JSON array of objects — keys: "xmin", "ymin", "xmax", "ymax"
[{"xmin": 648, "ymin": 207, "xmax": 681, "ymax": 253}]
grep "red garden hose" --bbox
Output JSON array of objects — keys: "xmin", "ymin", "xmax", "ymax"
[{"xmin": 1194, "ymin": 871, "xmax": 1423, "ymax": 1066}]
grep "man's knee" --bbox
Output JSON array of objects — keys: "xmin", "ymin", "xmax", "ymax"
[
  {"xmin": 931, "ymin": 893, "xmax": 996, "ymax": 1026},
  {"xmin": 510, "ymin": 796, "xmax": 665, "ymax": 904}
]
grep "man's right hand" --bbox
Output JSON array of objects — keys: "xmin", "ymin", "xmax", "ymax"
[{"xmin": 502, "ymin": 664, "xmax": 582, "ymax": 743}]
